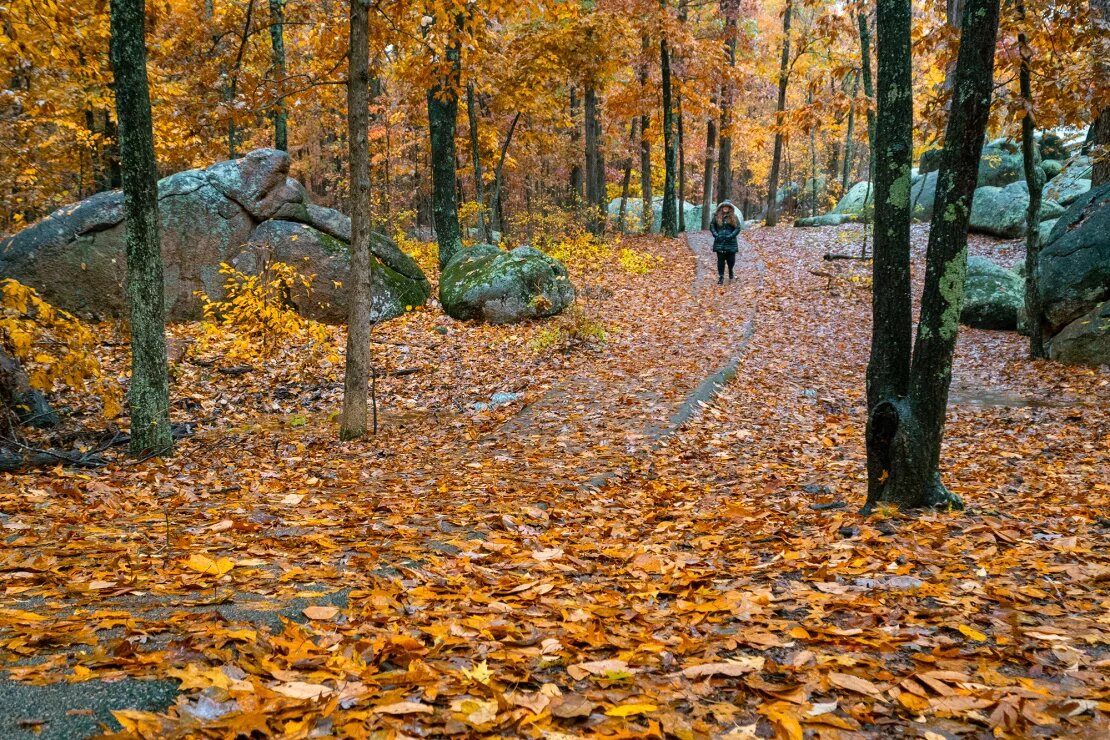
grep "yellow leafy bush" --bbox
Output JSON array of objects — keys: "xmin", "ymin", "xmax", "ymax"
[
  {"xmin": 541, "ymin": 230, "xmax": 615, "ymax": 272},
  {"xmin": 617, "ymin": 247, "xmax": 663, "ymax": 275},
  {"xmin": 0, "ymin": 279, "xmax": 122, "ymax": 417},
  {"xmin": 197, "ymin": 262, "xmax": 329, "ymax": 361},
  {"xmin": 392, "ymin": 230, "xmax": 439, "ymax": 276},
  {"xmin": 529, "ymin": 306, "xmax": 609, "ymax": 353}
]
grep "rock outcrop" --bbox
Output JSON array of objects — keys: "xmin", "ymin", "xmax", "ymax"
[
  {"xmin": 0, "ymin": 149, "xmax": 429, "ymax": 324},
  {"xmin": 439, "ymin": 244, "xmax": 574, "ymax": 324}
]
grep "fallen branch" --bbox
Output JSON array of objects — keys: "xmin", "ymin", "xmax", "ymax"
[{"xmin": 823, "ymin": 253, "xmax": 871, "ymax": 261}]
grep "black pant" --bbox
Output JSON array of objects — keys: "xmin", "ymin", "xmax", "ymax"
[{"xmin": 717, "ymin": 252, "xmax": 736, "ymax": 278}]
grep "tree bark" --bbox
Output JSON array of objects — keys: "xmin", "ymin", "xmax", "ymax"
[
  {"xmin": 570, "ymin": 86, "xmax": 583, "ymax": 199},
  {"xmin": 340, "ymin": 0, "xmax": 373, "ymax": 440},
  {"xmin": 618, "ymin": 120, "xmax": 638, "ymax": 232},
  {"xmin": 841, "ymin": 72, "xmax": 858, "ymax": 191},
  {"xmin": 864, "ymin": 0, "xmax": 914, "ymax": 508},
  {"xmin": 428, "ymin": 14, "xmax": 463, "ymax": 269},
  {"xmin": 639, "ymin": 35, "xmax": 653, "ymax": 233},
  {"xmin": 109, "ymin": 0, "xmax": 173, "ymax": 458},
  {"xmin": 466, "ymin": 81, "xmax": 491, "ymax": 242},
  {"xmin": 584, "ymin": 83, "xmax": 606, "ymax": 235},
  {"xmin": 716, "ymin": 0, "xmax": 739, "ymax": 203},
  {"xmin": 660, "ymin": 3, "xmax": 678, "ymax": 239},
  {"xmin": 268, "ymin": 0, "xmax": 288, "ymax": 151},
  {"xmin": 1091, "ymin": 0, "xmax": 1110, "ymax": 185},
  {"xmin": 865, "ymin": 0, "xmax": 1000, "ymax": 512},
  {"xmin": 1018, "ymin": 0, "xmax": 1046, "ymax": 358},
  {"xmin": 858, "ymin": 10, "xmax": 876, "ymax": 170},
  {"xmin": 489, "ymin": 112, "xmax": 521, "ymax": 234},
  {"xmin": 765, "ymin": 0, "xmax": 792, "ymax": 226},
  {"xmin": 677, "ymin": 86, "xmax": 686, "ymax": 232},
  {"xmin": 702, "ymin": 109, "xmax": 717, "ymax": 229}
]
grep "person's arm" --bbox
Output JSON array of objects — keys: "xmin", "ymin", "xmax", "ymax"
[{"xmin": 709, "ymin": 222, "xmax": 720, "ymax": 236}]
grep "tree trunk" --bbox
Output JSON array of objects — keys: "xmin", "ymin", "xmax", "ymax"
[
  {"xmin": 639, "ymin": 35, "xmax": 653, "ymax": 233},
  {"xmin": 858, "ymin": 11, "xmax": 876, "ymax": 169},
  {"xmin": 226, "ymin": 0, "xmax": 256, "ymax": 159},
  {"xmin": 584, "ymin": 83, "xmax": 606, "ymax": 236},
  {"xmin": 268, "ymin": 0, "xmax": 288, "ymax": 151},
  {"xmin": 1091, "ymin": 0, "xmax": 1110, "ymax": 185},
  {"xmin": 570, "ymin": 86, "xmax": 583, "ymax": 199},
  {"xmin": 842, "ymin": 73, "xmax": 858, "ymax": 191},
  {"xmin": 466, "ymin": 81, "xmax": 490, "ymax": 242},
  {"xmin": 864, "ymin": 0, "xmax": 914, "ymax": 508},
  {"xmin": 677, "ymin": 86, "xmax": 686, "ymax": 232},
  {"xmin": 765, "ymin": 0, "xmax": 792, "ymax": 226},
  {"xmin": 618, "ymin": 120, "xmax": 638, "ymax": 232},
  {"xmin": 865, "ymin": 0, "xmax": 1000, "ymax": 512},
  {"xmin": 716, "ymin": 0, "xmax": 738, "ymax": 204},
  {"xmin": 490, "ymin": 112, "xmax": 521, "ymax": 234},
  {"xmin": 340, "ymin": 0, "xmax": 373, "ymax": 440},
  {"xmin": 660, "ymin": 8, "xmax": 678, "ymax": 239},
  {"xmin": 702, "ymin": 111, "xmax": 717, "ymax": 229},
  {"xmin": 109, "ymin": 0, "xmax": 173, "ymax": 458},
  {"xmin": 1018, "ymin": 0, "xmax": 1045, "ymax": 358},
  {"xmin": 428, "ymin": 15, "xmax": 463, "ymax": 269}
]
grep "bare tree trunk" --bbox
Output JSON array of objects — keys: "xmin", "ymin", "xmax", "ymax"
[
  {"xmin": 660, "ymin": 1, "xmax": 678, "ymax": 239},
  {"xmin": 584, "ymin": 83, "xmax": 606, "ymax": 235},
  {"xmin": 428, "ymin": 14, "xmax": 463, "ymax": 268},
  {"xmin": 226, "ymin": 0, "xmax": 256, "ymax": 158},
  {"xmin": 842, "ymin": 72, "xmax": 858, "ymax": 191},
  {"xmin": 716, "ymin": 0, "xmax": 739, "ymax": 203},
  {"xmin": 1018, "ymin": 0, "xmax": 1045, "ymax": 358},
  {"xmin": 618, "ymin": 120, "xmax": 638, "ymax": 232},
  {"xmin": 765, "ymin": 0, "xmax": 792, "ymax": 226},
  {"xmin": 268, "ymin": 0, "xmax": 288, "ymax": 151},
  {"xmin": 466, "ymin": 81, "xmax": 491, "ymax": 242},
  {"xmin": 1091, "ymin": 0, "xmax": 1110, "ymax": 185},
  {"xmin": 489, "ymin": 112, "xmax": 521, "ymax": 234},
  {"xmin": 677, "ymin": 87, "xmax": 686, "ymax": 232},
  {"xmin": 865, "ymin": 0, "xmax": 1000, "ymax": 512},
  {"xmin": 340, "ymin": 0, "xmax": 373, "ymax": 440},
  {"xmin": 570, "ymin": 86, "xmax": 583, "ymax": 199},
  {"xmin": 639, "ymin": 35, "xmax": 653, "ymax": 233},
  {"xmin": 702, "ymin": 107, "xmax": 717, "ymax": 229},
  {"xmin": 109, "ymin": 0, "xmax": 173, "ymax": 458}
]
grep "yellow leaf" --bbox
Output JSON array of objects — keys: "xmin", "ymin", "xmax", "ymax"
[
  {"xmin": 957, "ymin": 624, "xmax": 988, "ymax": 642},
  {"xmin": 184, "ymin": 553, "xmax": 235, "ymax": 576},
  {"xmin": 302, "ymin": 605, "xmax": 339, "ymax": 620},
  {"xmin": 606, "ymin": 703, "xmax": 657, "ymax": 717}
]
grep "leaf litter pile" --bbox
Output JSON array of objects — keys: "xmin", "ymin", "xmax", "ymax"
[{"xmin": 1, "ymin": 228, "xmax": 1109, "ymax": 738}]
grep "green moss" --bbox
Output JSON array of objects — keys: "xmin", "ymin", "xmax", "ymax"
[
  {"xmin": 937, "ymin": 247, "xmax": 968, "ymax": 340},
  {"xmin": 317, "ymin": 231, "xmax": 349, "ymax": 257}
]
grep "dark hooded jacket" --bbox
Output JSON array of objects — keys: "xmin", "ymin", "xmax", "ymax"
[{"xmin": 709, "ymin": 202, "xmax": 741, "ymax": 254}]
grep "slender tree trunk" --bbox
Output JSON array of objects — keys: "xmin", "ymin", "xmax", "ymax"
[
  {"xmin": 858, "ymin": 11, "xmax": 876, "ymax": 168},
  {"xmin": 716, "ymin": 0, "xmax": 739, "ymax": 203},
  {"xmin": 428, "ymin": 15, "xmax": 463, "ymax": 269},
  {"xmin": 490, "ymin": 112, "xmax": 521, "ymax": 234},
  {"xmin": 584, "ymin": 83, "xmax": 606, "ymax": 235},
  {"xmin": 640, "ymin": 35, "xmax": 654, "ymax": 233},
  {"xmin": 702, "ymin": 109, "xmax": 717, "ymax": 229},
  {"xmin": 226, "ymin": 0, "xmax": 256, "ymax": 158},
  {"xmin": 570, "ymin": 86, "xmax": 583, "ymax": 199},
  {"xmin": 864, "ymin": 0, "xmax": 914, "ymax": 508},
  {"xmin": 808, "ymin": 88, "xmax": 817, "ymax": 217},
  {"xmin": 765, "ymin": 0, "xmax": 792, "ymax": 226},
  {"xmin": 842, "ymin": 72, "xmax": 858, "ymax": 190},
  {"xmin": 865, "ymin": 0, "xmax": 1000, "ymax": 512},
  {"xmin": 1017, "ymin": 0, "xmax": 1045, "ymax": 358},
  {"xmin": 466, "ymin": 81, "xmax": 491, "ymax": 242},
  {"xmin": 618, "ymin": 120, "xmax": 638, "ymax": 232},
  {"xmin": 268, "ymin": 0, "xmax": 288, "ymax": 151},
  {"xmin": 340, "ymin": 0, "xmax": 373, "ymax": 440},
  {"xmin": 109, "ymin": 0, "xmax": 173, "ymax": 458},
  {"xmin": 1091, "ymin": 0, "xmax": 1110, "ymax": 185},
  {"xmin": 677, "ymin": 86, "xmax": 686, "ymax": 232},
  {"xmin": 660, "ymin": 4, "xmax": 678, "ymax": 239}
]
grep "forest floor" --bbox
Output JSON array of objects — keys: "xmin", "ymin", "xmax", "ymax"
[{"xmin": 1, "ymin": 225, "xmax": 1109, "ymax": 739}]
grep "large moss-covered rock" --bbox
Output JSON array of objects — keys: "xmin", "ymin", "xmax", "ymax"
[
  {"xmin": 439, "ymin": 244, "xmax": 574, "ymax": 323},
  {"xmin": 1043, "ymin": 156, "xmax": 1092, "ymax": 207},
  {"xmin": 1040, "ymin": 159, "xmax": 1064, "ymax": 179},
  {"xmin": 1047, "ymin": 301, "xmax": 1110, "ymax": 366},
  {"xmin": 793, "ymin": 213, "xmax": 850, "ymax": 227},
  {"xmin": 969, "ymin": 181, "xmax": 1064, "ymax": 238},
  {"xmin": 909, "ymin": 170, "xmax": 938, "ymax": 221},
  {"xmin": 1037, "ymin": 182, "xmax": 1110, "ymax": 336},
  {"xmin": 960, "ymin": 256, "xmax": 1025, "ymax": 330},
  {"xmin": 0, "ymin": 149, "xmax": 429, "ymax": 324},
  {"xmin": 833, "ymin": 181, "xmax": 873, "ymax": 216},
  {"xmin": 235, "ymin": 221, "xmax": 430, "ymax": 323}
]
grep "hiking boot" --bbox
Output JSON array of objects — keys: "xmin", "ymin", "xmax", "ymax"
[{"xmin": 717, "ymin": 276, "xmax": 724, "ymax": 285}]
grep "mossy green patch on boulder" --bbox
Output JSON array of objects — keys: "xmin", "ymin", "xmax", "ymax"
[
  {"xmin": 439, "ymin": 244, "xmax": 575, "ymax": 324},
  {"xmin": 960, "ymin": 256, "xmax": 1025, "ymax": 330}
]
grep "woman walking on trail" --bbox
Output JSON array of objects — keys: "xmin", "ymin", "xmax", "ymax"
[{"xmin": 710, "ymin": 201, "xmax": 741, "ymax": 285}]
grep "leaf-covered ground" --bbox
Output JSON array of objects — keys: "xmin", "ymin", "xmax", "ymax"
[{"xmin": 1, "ymin": 226, "xmax": 1108, "ymax": 739}]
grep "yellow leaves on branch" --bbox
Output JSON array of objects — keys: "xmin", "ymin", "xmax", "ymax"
[
  {"xmin": 0, "ymin": 278, "xmax": 122, "ymax": 418},
  {"xmin": 196, "ymin": 261, "xmax": 329, "ymax": 363}
]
